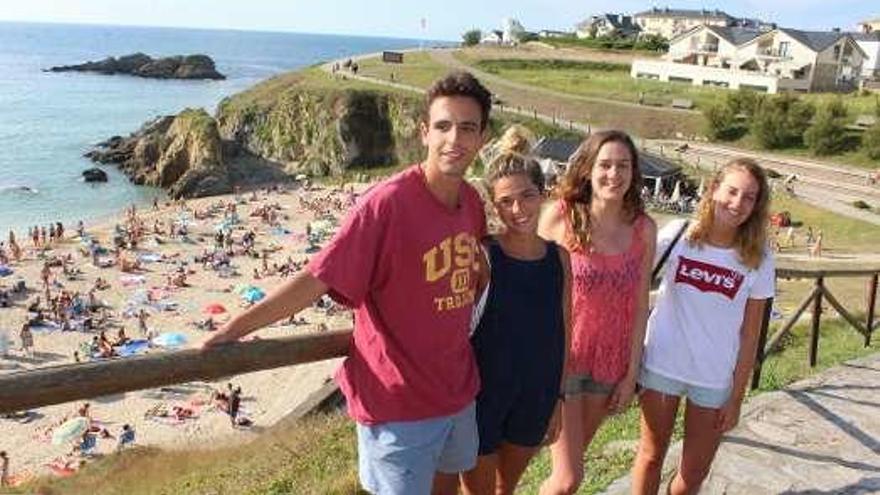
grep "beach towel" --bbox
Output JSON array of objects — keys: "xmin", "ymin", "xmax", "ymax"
[
  {"xmin": 115, "ymin": 339, "xmax": 150, "ymax": 357},
  {"xmin": 120, "ymin": 274, "xmax": 146, "ymax": 287},
  {"xmin": 30, "ymin": 321, "xmax": 62, "ymax": 333},
  {"xmin": 138, "ymin": 252, "xmax": 163, "ymax": 263}
]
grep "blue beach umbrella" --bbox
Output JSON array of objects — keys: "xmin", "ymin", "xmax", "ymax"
[
  {"xmin": 243, "ymin": 287, "xmax": 266, "ymax": 303},
  {"xmin": 52, "ymin": 417, "xmax": 90, "ymax": 446},
  {"xmin": 152, "ymin": 332, "xmax": 188, "ymax": 348}
]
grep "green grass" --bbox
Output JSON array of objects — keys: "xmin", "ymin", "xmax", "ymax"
[
  {"xmin": 470, "ymin": 57, "xmax": 720, "ymax": 110},
  {"xmin": 356, "ymin": 51, "xmax": 451, "ymax": 89}
]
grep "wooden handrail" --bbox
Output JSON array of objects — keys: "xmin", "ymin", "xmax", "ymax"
[
  {"xmin": 777, "ymin": 268, "xmax": 880, "ymax": 279},
  {"xmin": 751, "ymin": 267, "xmax": 879, "ymax": 389},
  {"xmin": 0, "ymin": 330, "xmax": 352, "ymax": 414}
]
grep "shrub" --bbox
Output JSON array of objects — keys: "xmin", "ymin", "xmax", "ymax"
[
  {"xmin": 751, "ymin": 94, "xmax": 814, "ymax": 149},
  {"xmin": 852, "ymin": 200, "xmax": 871, "ymax": 210},
  {"xmin": 863, "ymin": 122, "xmax": 880, "ymax": 160},
  {"xmin": 633, "ymin": 34, "xmax": 669, "ymax": 52},
  {"xmin": 804, "ymin": 98, "xmax": 848, "ymax": 156},
  {"xmin": 727, "ymin": 88, "xmax": 765, "ymax": 117},
  {"xmin": 462, "ymin": 29, "xmax": 481, "ymax": 46},
  {"xmin": 703, "ymin": 100, "xmax": 740, "ymax": 140}
]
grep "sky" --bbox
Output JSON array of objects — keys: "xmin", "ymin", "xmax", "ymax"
[{"xmin": 0, "ymin": 0, "xmax": 877, "ymax": 40}]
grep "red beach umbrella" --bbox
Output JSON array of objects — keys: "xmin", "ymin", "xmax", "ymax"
[{"xmin": 203, "ymin": 303, "xmax": 227, "ymax": 315}]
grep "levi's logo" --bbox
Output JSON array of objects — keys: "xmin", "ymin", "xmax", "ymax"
[{"xmin": 674, "ymin": 256, "xmax": 744, "ymax": 300}]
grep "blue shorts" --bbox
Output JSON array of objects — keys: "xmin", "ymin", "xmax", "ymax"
[
  {"xmin": 638, "ymin": 368, "xmax": 731, "ymax": 409},
  {"xmin": 356, "ymin": 402, "xmax": 478, "ymax": 495}
]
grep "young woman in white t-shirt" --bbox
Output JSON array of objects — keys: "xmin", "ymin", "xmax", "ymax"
[{"xmin": 631, "ymin": 158, "xmax": 774, "ymax": 495}]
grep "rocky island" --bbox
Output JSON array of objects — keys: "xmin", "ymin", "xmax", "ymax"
[{"xmin": 47, "ymin": 53, "xmax": 225, "ymax": 80}]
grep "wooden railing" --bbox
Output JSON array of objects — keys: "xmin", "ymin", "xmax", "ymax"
[
  {"xmin": 750, "ymin": 268, "xmax": 879, "ymax": 389},
  {"xmin": 1, "ymin": 268, "xmax": 877, "ymax": 413},
  {"xmin": 0, "ymin": 330, "xmax": 352, "ymax": 414}
]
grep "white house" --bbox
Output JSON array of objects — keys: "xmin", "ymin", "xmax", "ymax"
[
  {"xmin": 853, "ymin": 31, "xmax": 880, "ymax": 79},
  {"xmin": 633, "ymin": 7, "xmax": 734, "ymax": 40},
  {"xmin": 576, "ymin": 14, "xmax": 640, "ymax": 39},
  {"xmin": 859, "ymin": 17, "xmax": 880, "ymax": 34},
  {"xmin": 480, "ymin": 30, "xmax": 504, "ymax": 44},
  {"xmin": 632, "ymin": 25, "xmax": 866, "ymax": 93}
]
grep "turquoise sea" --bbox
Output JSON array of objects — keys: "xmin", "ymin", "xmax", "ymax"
[{"xmin": 0, "ymin": 21, "xmax": 436, "ymax": 234}]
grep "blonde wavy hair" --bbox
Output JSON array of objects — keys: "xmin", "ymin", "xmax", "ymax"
[
  {"xmin": 485, "ymin": 126, "xmax": 544, "ymax": 199},
  {"xmin": 687, "ymin": 158, "xmax": 770, "ymax": 269},
  {"xmin": 555, "ymin": 130, "xmax": 644, "ymax": 250}
]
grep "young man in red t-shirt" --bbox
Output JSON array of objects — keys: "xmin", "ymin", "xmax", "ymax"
[{"xmin": 202, "ymin": 71, "xmax": 492, "ymax": 494}]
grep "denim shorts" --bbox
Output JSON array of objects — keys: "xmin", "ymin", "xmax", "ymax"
[
  {"xmin": 356, "ymin": 402, "xmax": 478, "ymax": 495},
  {"xmin": 562, "ymin": 372, "xmax": 616, "ymax": 396},
  {"xmin": 638, "ymin": 368, "xmax": 731, "ymax": 409}
]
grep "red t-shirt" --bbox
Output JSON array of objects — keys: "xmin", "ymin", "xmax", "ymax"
[{"xmin": 308, "ymin": 165, "xmax": 487, "ymax": 424}]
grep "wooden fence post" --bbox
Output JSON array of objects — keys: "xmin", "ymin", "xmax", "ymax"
[
  {"xmin": 809, "ymin": 277, "xmax": 824, "ymax": 367},
  {"xmin": 751, "ymin": 296, "xmax": 774, "ymax": 390},
  {"xmin": 867, "ymin": 274, "xmax": 878, "ymax": 347}
]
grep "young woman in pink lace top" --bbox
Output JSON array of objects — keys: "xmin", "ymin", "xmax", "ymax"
[{"xmin": 538, "ymin": 130, "xmax": 656, "ymax": 494}]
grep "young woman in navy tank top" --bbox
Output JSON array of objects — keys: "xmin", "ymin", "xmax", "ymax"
[{"xmin": 461, "ymin": 127, "xmax": 572, "ymax": 495}]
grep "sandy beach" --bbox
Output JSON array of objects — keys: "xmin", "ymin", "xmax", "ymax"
[{"xmin": 0, "ymin": 180, "xmax": 363, "ymax": 483}]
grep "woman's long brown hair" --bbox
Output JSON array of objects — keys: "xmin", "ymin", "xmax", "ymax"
[{"xmin": 555, "ymin": 130, "xmax": 644, "ymax": 251}]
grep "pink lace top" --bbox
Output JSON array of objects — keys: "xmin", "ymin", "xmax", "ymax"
[{"xmin": 560, "ymin": 201, "xmax": 648, "ymax": 384}]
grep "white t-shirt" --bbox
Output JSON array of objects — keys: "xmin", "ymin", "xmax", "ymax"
[{"xmin": 645, "ymin": 219, "xmax": 775, "ymax": 389}]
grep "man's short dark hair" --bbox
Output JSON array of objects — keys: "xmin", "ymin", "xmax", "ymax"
[{"xmin": 424, "ymin": 71, "xmax": 492, "ymax": 130}]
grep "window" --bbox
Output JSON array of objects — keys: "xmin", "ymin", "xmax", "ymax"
[{"xmin": 779, "ymin": 41, "xmax": 790, "ymax": 57}]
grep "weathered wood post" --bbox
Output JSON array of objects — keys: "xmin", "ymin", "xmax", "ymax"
[
  {"xmin": 809, "ymin": 277, "xmax": 824, "ymax": 367},
  {"xmin": 751, "ymin": 296, "xmax": 775, "ymax": 390},
  {"xmin": 867, "ymin": 273, "xmax": 878, "ymax": 347}
]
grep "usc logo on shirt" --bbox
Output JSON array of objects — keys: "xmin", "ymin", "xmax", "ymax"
[
  {"xmin": 674, "ymin": 256, "xmax": 744, "ymax": 300},
  {"xmin": 423, "ymin": 232, "xmax": 480, "ymax": 312}
]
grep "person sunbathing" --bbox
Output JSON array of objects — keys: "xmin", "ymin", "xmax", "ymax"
[{"xmin": 113, "ymin": 328, "xmax": 130, "ymax": 347}]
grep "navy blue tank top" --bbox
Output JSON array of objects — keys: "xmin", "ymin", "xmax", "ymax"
[{"xmin": 472, "ymin": 238, "xmax": 565, "ymax": 391}]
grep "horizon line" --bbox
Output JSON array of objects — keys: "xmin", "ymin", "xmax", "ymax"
[{"xmin": 0, "ymin": 18, "xmax": 456, "ymax": 43}]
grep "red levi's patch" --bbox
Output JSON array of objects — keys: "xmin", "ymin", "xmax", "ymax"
[{"xmin": 674, "ymin": 256, "xmax": 744, "ymax": 300}]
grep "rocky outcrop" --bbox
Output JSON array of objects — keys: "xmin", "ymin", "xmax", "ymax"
[
  {"xmin": 86, "ymin": 71, "xmax": 430, "ymax": 197},
  {"xmin": 86, "ymin": 109, "xmax": 232, "ymax": 198},
  {"xmin": 48, "ymin": 53, "xmax": 225, "ymax": 80},
  {"xmin": 215, "ymin": 78, "xmax": 423, "ymax": 177},
  {"xmin": 81, "ymin": 168, "xmax": 108, "ymax": 182}
]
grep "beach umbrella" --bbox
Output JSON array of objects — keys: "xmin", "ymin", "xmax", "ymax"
[
  {"xmin": 203, "ymin": 303, "xmax": 227, "ymax": 315},
  {"xmin": 51, "ymin": 417, "xmax": 90, "ymax": 446},
  {"xmin": 670, "ymin": 180, "xmax": 682, "ymax": 203},
  {"xmin": 242, "ymin": 287, "xmax": 266, "ymax": 303},
  {"xmin": 152, "ymin": 332, "xmax": 188, "ymax": 348},
  {"xmin": 0, "ymin": 265, "xmax": 13, "ymax": 277}
]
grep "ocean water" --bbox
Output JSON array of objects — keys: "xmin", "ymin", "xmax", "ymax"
[{"xmin": 0, "ymin": 21, "xmax": 436, "ymax": 235}]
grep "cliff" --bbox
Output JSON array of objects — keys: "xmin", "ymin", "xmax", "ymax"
[
  {"xmin": 86, "ymin": 71, "xmax": 428, "ymax": 197},
  {"xmin": 215, "ymin": 74, "xmax": 424, "ymax": 176},
  {"xmin": 86, "ymin": 109, "xmax": 232, "ymax": 198},
  {"xmin": 48, "ymin": 53, "xmax": 225, "ymax": 80}
]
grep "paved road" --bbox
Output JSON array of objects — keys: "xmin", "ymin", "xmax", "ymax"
[
  {"xmin": 644, "ymin": 141, "xmax": 880, "ymax": 226},
  {"xmin": 603, "ymin": 352, "xmax": 880, "ymax": 494}
]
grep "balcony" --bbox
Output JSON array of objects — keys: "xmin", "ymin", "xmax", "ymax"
[
  {"xmin": 757, "ymin": 48, "xmax": 792, "ymax": 60},
  {"xmin": 695, "ymin": 43, "xmax": 719, "ymax": 53}
]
